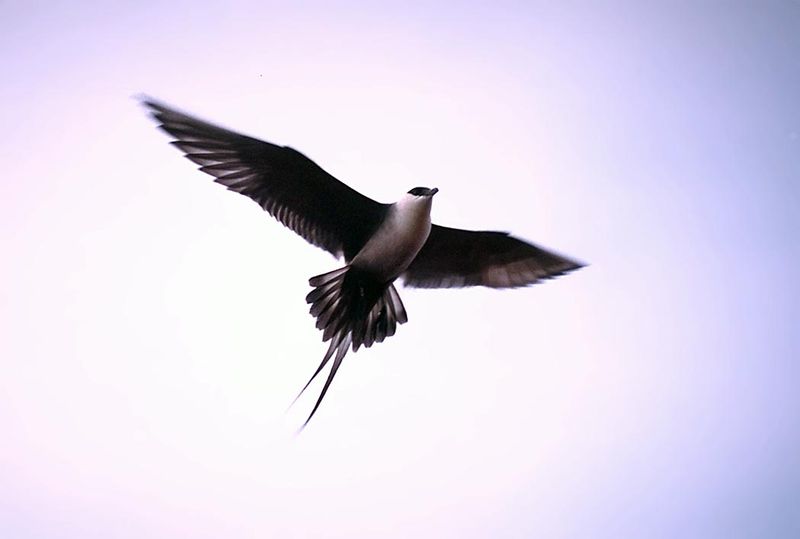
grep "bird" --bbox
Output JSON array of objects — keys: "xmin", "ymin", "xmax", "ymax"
[{"xmin": 141, "ymin": 97, "xmax": 584, "ymax": 428}]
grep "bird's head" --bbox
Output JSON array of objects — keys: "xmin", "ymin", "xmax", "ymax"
[{"xmin": 407, "ymin": 186, "xmax": 439, "ymax": 198}]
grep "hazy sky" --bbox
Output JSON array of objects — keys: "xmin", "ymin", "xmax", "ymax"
[{"xmin": 2, "ymin": 2, "xmax": 799, "ymax": 538}]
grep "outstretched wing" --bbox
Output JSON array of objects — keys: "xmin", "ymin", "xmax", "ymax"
[
  {"xmin": 142, "ymin": 98, "xmax": 388, "ymax": 260},
  {"xmin": 403, "ymin": 225, "xmax": 584, "ymax": 288}
]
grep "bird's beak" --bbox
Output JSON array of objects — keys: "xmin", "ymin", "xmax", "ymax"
[{"xmin": 429, "ymin": 187, "xmax": 439, "ymax": 196}]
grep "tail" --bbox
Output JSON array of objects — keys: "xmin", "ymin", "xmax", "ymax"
[{"xmin": 294, "ymin": 265, "xmax": 408, "ymax": 428}]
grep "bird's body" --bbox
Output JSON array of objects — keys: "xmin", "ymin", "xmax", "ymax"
[
  {"xmin": 352, "ymin": 191, "xmax": 434, "ymax": 279},
  {"xmin": 142, "ymin": 97, "xmax": 584, "ymax": 427}
]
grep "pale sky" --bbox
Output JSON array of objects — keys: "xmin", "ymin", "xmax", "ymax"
[{"xmin": 2, "ymin": 2, "xmax": 799, "ymax": 538}]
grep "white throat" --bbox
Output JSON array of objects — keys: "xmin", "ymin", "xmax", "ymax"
[{"xmin": 351, "ymin": 194, "xmax": 433, "ymax": 280}]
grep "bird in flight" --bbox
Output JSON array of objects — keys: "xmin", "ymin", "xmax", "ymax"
[{"xmin": 142, "ymin": 98, "xmax": 584, "ymax": 428}]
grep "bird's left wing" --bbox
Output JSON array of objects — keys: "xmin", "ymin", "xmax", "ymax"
[
  {"xmin": 403, "ymin": 224, "xmax": 584, "ymax": 288},
  {"xmin": 142, "ymin": 98, "xmax": 388, "ymax": 260}
]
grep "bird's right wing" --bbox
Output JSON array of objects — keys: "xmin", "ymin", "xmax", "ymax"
[
  {"xmin": 403, "ymin": 225, "xmax": 584, "ymax": 288},
  {"xmin": 143, "ymin": 98, "xmax": 388, "ymax": 260}
]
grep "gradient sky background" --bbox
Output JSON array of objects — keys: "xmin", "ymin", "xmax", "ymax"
[{"xmin": 2, "ymin": 2, "xmax": 799, "ymax": 538}]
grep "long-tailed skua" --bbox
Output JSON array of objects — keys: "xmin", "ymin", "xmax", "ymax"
[{"xmin": 142, "ymin": 98, "xmax": 584, "ymax": 427}]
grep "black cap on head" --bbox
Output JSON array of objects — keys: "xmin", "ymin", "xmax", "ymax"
[{"xmin": 408, "ymin": 187, "xmax": 439, "ymax": 197}]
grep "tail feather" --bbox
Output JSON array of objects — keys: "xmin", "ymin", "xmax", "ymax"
[
  {"xmin": 388, "ymin": 285, "xmax": 408, "ymax": 324},
  {"xmin": 301, "ymin": 333, "xmax": 352, "ymax": 429},
  {"xmin": 308, "ymin": 267, "xmax": 348, "ymax": 287},
  {"xmin": 317, "ymin": 295, "xmax": 345, "ymax": 333},
  {"xmin": 363, "ymin": 307, "xmax": 377, "ymax": 349},
  {"xmin": 306, "ymin": 279, "xmax": 341, "ymax": 306},
  {"xmin": 289, "ymin": 331, "xmax": 343, "ymax": 410},
  {"xmin": 375, "ymin": 302, "xmax": 389, "ymax": 343},
  {"xmin": 296, "ymin": 265, "xmax": 408, "ymax": 426}
]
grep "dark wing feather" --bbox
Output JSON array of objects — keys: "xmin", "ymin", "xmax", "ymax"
[
  {"xmin": 403, "ymin": 225, "xmax": 584, "ymax": 289},
  {"xmin": 142, "ymin": 98, "xmax": 388, "ymax": 260}
]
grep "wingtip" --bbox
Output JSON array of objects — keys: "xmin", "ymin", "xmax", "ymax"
[
  {"xmin": 568, "ymin": 258, "xmax": 589, "ymax": 272},
  {"xmin": 134, "ymin": 93, "xmax": 160, "ymax": 110},
  {"xmin": 136, "ymin": 94, "xmax": 173, "ymax": 126},
  {"xmin": 544, "ymin": 257, "xmax": 588, "ymax": 282},
  {"xmin": 136, "ymin": 95, "xmax": 189, "ymax": 120}
]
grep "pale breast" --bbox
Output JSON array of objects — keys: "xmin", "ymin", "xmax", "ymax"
[{"xmin": 351, "ymin": 197, "xmax": 432, "ymax": 280}]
